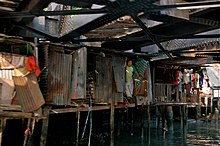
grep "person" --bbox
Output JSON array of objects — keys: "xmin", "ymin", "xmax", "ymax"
[{"xmin": 125, "ymin": 59, "xmax": 141, "ymax": 98}]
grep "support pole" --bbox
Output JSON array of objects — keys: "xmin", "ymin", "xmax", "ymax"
[
  {"xmin": 117, "ymin": 110, "xmax": 121, "ymax": 136},
  {"xmin": 40, "ymin": 106, "xmax": 51, "ymax": 146},
  {"xmin": 0, "ymin": 118, "xmax": 6, "ymax": 145},
  {"xmin": 165, "ymin": 106, "xmax": 173, "ymax": 132},
  {"xmin": 131, "ymin": 108, "xmax": 134, "ymax": 136},
  {"xmin": 155, "ymin": 106, "xmax": 160, "ymax": 129},
  {"xmin": 23, "ymin": 118, "xmax": 31, "ymax": 146},
  {"xmin": 76, "ymin": 109, "xmax": 80, "ymax": 146},
  {"xmin": 147, "ymin": 104, "xmax": 150, "ymax": 128},
  {"xmin": 110, "ymin": 95, "xmax": 115, "ymax": 146},
  {"xmin": 141, "ymin": 107, "xmax": 144, "ymax": 138}
]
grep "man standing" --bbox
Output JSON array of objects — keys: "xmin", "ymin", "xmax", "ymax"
[{"xmin": 125, "ymin": 59, "xmax": 141, "ymax": 98}]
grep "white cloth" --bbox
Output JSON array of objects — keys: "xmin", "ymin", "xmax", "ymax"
[{"xmin": 125, "ymin": 81, "xmax": 133, "ymax": 97}]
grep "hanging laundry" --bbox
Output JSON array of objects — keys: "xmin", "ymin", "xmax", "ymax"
[
  {"xmin": 11, "ymin": 55, "xmax": 25, "ymax": 68},
  {"xmin": 199, "ymin": 70, "xmax": 204, "ymax": 87},
  {"xmin": 172, "ymin": 71, "xmax": 179, "ymax": 85},
  {"xmin": 193, "ymin": 72, "xmax": 200, "ymax": 89},
  {"xmin": 183, "ymin": 69, "xmax": 190, "ymax": 84},
  {"xmin": 14, "ymin": 57, "xmax": 29, "ymax": 76},
  {"xmin": 27, "ymin": 56, "xmax": 41, "ymax": 77}
]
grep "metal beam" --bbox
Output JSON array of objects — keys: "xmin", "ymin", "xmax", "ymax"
[
  {"xmin": 0, "ymin": 8, "xmax": 109, "ymax": 18},
  {"xmin": 155, "ymin": 0, "xmax": 220, "ymax": 11},
  {"xmin": 12, "ymin": 21, "xmax": 58, "ymax": 40},
  {"xmin": 130, "ymin": 13, "xmax": 173, "ymax": 59}
]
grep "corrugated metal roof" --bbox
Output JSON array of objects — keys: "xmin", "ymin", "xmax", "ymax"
[
  {"xmin": 0, "ymin": 69, "xmax": 14, "ymax": 80},
  {"xmin": 206, "ymin": 66, "xmax": 220, "ymax": 87},
  {"xmin": 13, "ymin": 73, "xmax": 45, "ymax": 112},
  {"xmin": 47, "ymin": 51, "xmax": 72, "ymax": 105}
]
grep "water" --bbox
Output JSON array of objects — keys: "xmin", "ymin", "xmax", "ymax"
[
  {"xmin": 2, "ymin": 110, "xmax": 220, "ymax": 146},
  {"xmin": 115, "ymin": 119, "xmax": 220, "ymax": 146}
]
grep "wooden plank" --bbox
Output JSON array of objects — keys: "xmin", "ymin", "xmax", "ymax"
[
  {"xmin": 50, "ymin": 104, "xmax": 136, "ymax": 114},
  {"xmin": 0, "ymin": 112, "xmax": 32, "ymax": 118},
  {"xmin": 0, "ymin": 118, "xmax": 6, "ymax": 145},
  {"xmin": 110, "ymin": 89, "xmax": 115, "ymax": 146},
  {"xmin": 40, "ymin": 106, "xmax": 50, "ymax": 146},
  {"xmin": 0, "ymin": 104, "xmax": 22, "ymax": 111}
]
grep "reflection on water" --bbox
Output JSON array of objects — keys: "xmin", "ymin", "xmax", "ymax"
[{"xmin": 115, "ymin": 119, "xmax": 220, "ymax": 146}]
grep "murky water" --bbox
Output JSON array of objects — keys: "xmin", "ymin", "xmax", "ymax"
[{"xmin": 115, "ymin": 119, "xmax": 220, "ymax": 146}]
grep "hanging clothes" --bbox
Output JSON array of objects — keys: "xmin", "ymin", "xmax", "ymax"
[
  {"xmin": 183, "ymin": 69, "xmax": 190, "ymax": 84},
  {"xmin": 27, "ymin": 56, "xmax": 41, "ymax": 77},
  {"xmin": 193, "ymin": 72, "xmax": 200, "ymax": 89},
  {"xmin": 199, "ymin": 70, "xmax": 204, "ymax": 87}
]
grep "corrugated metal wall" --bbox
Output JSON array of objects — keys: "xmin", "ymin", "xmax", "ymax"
[
  {"xmin": 112, "ymin": 56, "xmax": 125, "ymax": 103},
  {"xmin": 0, "ymin": 69, "xmax": 14, "ymax": 80},
  {"xmin": 13, "ymin": 73, "xmax": 45, "ymax": 112},
  {"xmin": 95, "ymin": 56, "xmax": 113, "ymax": 103},
  {"xmin": 95, "ymin": 56, "xmax": 126, "ymax": 103},
  {"xmin": 38, "ymin": 44, "xmax": 49, "ymax": 98},
  {"xmin": 71, "ymin": 47, "xmax": 87, "ymax": 100},
  {"xmin": 47, "ymin": 51, "xmax": 72, "ymax": 105}
]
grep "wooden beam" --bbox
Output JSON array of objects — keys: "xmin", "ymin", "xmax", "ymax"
[
  {"xmin": 40, "ymin": 106, "xmax": 51, "ymax": 146},
  {"xmin": 50, "ymin": 104, "xmax": 136, "ymax": 114},
  {"xmin": 0, "ymin": 112, "xmax": 32, "ymax": 118},
  {"xmin": 0, "ymin": 104, "xmax": 22, "ymax": 111}
]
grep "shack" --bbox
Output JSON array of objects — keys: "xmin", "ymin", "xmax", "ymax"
[{"xmin": 0, "ymin": 0, "xmax": 220, "ymax": 146}]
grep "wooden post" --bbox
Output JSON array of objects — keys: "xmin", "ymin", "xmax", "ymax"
[
  {"xmin": 197, "ymin": 88, "xmax": 201, "ymax": 118},
  {"xmin": 110, "ymin": 95, "xmax": 115, "ymax": 146},
  {"xmin": 152, "ymin": 63, "xmax": 156, "ymax": 102},
  {"xmin": 155, "ymin": 106, "xmax": 160, "ymax": 128},
  {"xmin": 147, "ymin": 104, "xmax": 150, "ymax": 128},
  {"xmin": 141, "ymin": 107, "xmax": 144, "ymax": 138},
  {"xmin": 76, "ymin": 109, "xmax": 80, "ymax": 146},
  {"xmin": 0, "ymin": 118, "xmax": 6, "ymax": 145},
  {"xmin": 23, "ymin": 118, "xmax": 31, "ymax": 146},
  {"xmin": 40, "ymin": 106, "xmax": 50, "ymax": 146},
  {"xmin": 176, "ymin": 85, "xmax": 179, "ymax": 102},
  {"xmin": 131, "ymin": 108, "xmax": 134, "ymax": 136},
  {"xmin": 117, "ymin": 110, "xmax": 121, "ymax": 136}
]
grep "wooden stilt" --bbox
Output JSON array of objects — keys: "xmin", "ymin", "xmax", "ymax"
[
  {"xmin": 0, "ymin": 118, "xmax": 6, "ymax": 145},
  {"xmin": 40, "ymin": 106, "xmax": 50, "ymax": 146},
  {"xmin": 141, "ymin": 107, "xmax": 144, "ymax": 138},
  {"xmin": 162, "ymin": 106, "xmax": 165, "ymax": 129},
  {"xmin": 25, "ymin": 118, "xmax": 36, "ymax": 146},
  {"xmin": 23, "ymin": 118, "xmax": 31, "ymax": 146},
  {"xmin": 110, "ymin": 96, "xmax": 115, "ymax": 146},
  {"xmin": 76, "ymin": 109, "xmax": 80, "ymax": 146},
  {"xmin": 156, "ymin": 106, "xmax": 160, "ymax": 129},
  {"xmin": 147, "ymin": 104, "xmax": 150, "ymax": 127},
  {"xmin": 131, "ymin": 108, "xmax": 134, "ymax": 136},
  {"xmin": 117, "ymin": 110, "xmax": 120, "ymax": 136}
]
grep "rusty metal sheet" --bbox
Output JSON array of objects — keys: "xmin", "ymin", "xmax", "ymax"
[
  {"xmin": 0, "ymin": 78, "xmax": 15, "ymax": 104},
  {"xmin": 112, "ymin": 56, "xmax": 125, "ymax": 93},
  {"xmin": 95, "ymin": 56, "xmax": 112, "ymax": 103},
  {"xmin": 13, "ymin": 73, "xmax": 45, "ymax": 112},
  {"xmin": 47, "ymin": 51, "xmax": 72, "ymax": 105},
  {"xmin": 71, "ymin": 47, "xmax": 87, "ymax": 100}
]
